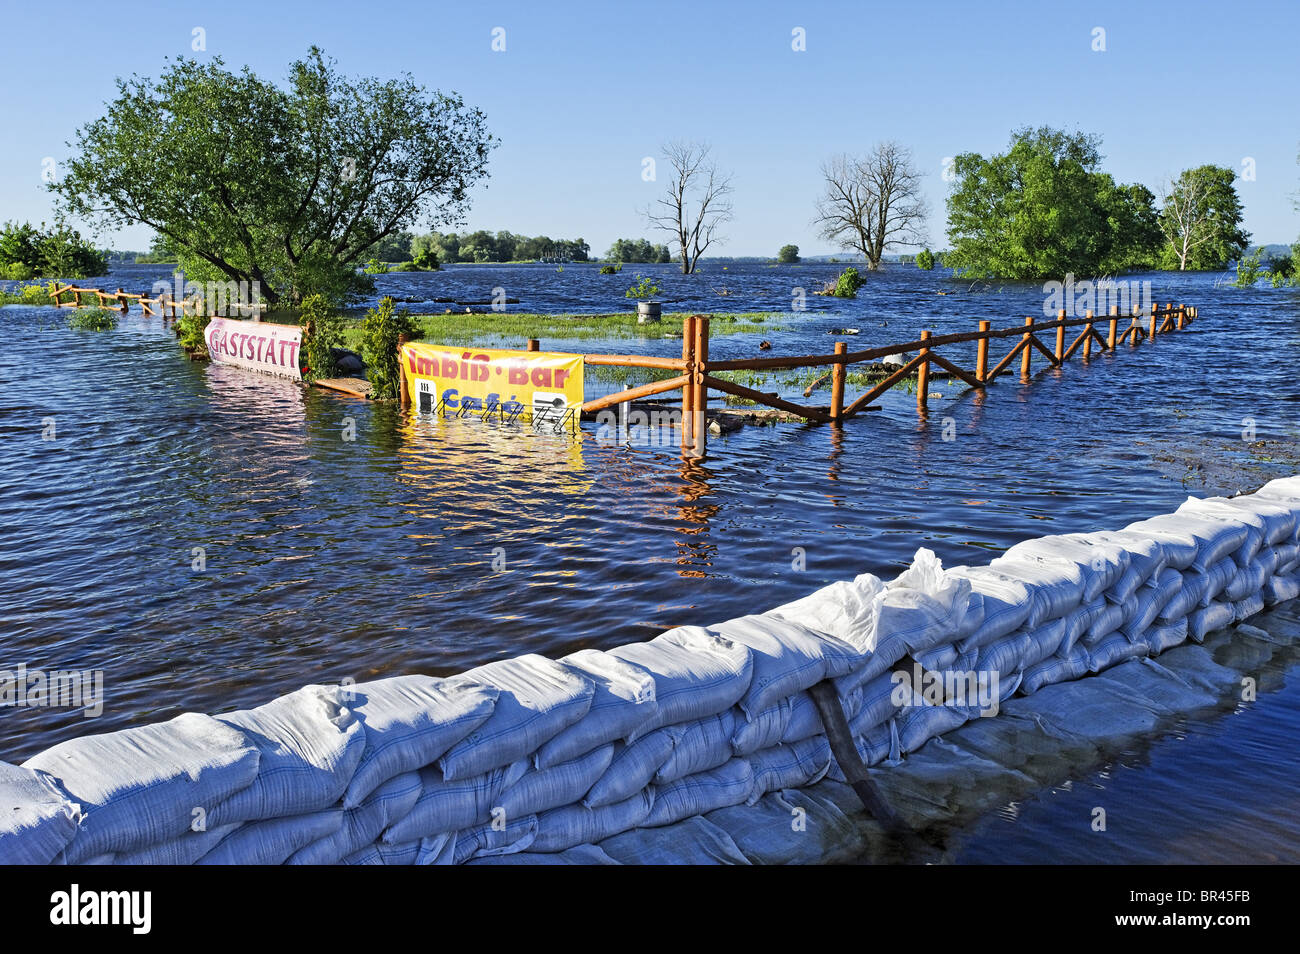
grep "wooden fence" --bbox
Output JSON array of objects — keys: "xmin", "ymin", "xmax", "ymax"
[
  {"xmin": 49, "ymin": 282, "xmax": 266, "ymax": 319},
  {"xmin": 578, "ymin": 302, "xmax": 1196, "ymax": 456}
]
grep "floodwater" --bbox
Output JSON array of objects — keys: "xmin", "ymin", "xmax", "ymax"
[{"xmin": 2, "ymin": 260, "xmax": 1298, "ymax": 863}]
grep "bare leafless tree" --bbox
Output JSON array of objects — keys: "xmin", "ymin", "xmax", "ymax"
[
  {"xmin": 1157, "ymin": 174, "xmax": 1209, "ymax": 271},
  {"xmin": 814, "ymin": 143, "xmax": 928, "ymax": 270},
  {"xmin": 645, "ymin": 141, "xmax": 734, "ymax": 274}
]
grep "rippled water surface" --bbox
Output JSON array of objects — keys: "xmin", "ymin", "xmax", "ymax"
[{"xmin": 3, "ymin": 262, "xmax": 1298, "ymax": 862}]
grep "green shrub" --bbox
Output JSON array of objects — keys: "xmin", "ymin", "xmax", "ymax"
[
  {"xmin": 832, "ymin": 266, "xmax": 865, "ymax": 298},
  {"xmin": 359, "ymin": 296, "xmax": 420, "ymax": 399},
  {"xmin": 599, "ymin": 264, "xmax": 622, "ymax": 275},
  {"xmin": 915, "ymin": 248, "xmax": 936, "ymax": 271},
  {"xmin": 0, "ymin": 221, "xmax": 107, "ymax": 278},
  {"xmin": 300, "ymin": 293, "xmax": 345, "ymax": 380},
  {"xmin": 625, "ymin": 274, "xmax": 660, "ymax": 299},
  {"xmin": 67, "ymin": 307, "xmax": 118, "ymax": 330},
  {"xmin": 1232, "ymin": 251, "xmax": 1264, "ymax": 288},
  {"xmin": 175, "ymin": 310, "xmax": 211, "ymax": 356},
  {"xmin": 363, "ymin": 258, "xmax": 390, "ymax": 275},
  {"xmin": 412, "ymin": 247, "xmax": 439, "ymax": 270}
]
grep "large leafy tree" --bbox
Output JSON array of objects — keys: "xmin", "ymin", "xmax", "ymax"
[
  {"xmin": 50, "ymin": 48, "xmax": 494, "ymax": 305},
  {"xmin": 1156, "ymin": 165, "xmax": 1250, "ymax": 270},
  {"xmin": 944, "ymin": 127, "xmax": 1161, "ymax": 279}
]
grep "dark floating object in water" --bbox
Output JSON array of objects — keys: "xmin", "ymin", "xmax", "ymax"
[
  {"xmin": 827, "ymin": 327, "xmax": 860, "ymax": 335},
  {"xmin": 758, "ymin": 340, "xmax": 772, "ymax": 350}
]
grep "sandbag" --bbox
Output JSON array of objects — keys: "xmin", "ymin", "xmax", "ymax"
[
  {"xmin": 895, "ymin": 701, "xmax": 971, "ymax": 753},
  {"xmin": 288, "ymin": 771, "xmax": 423, "ymax": 865},
  {"xmin": 343, "ymin": 839, "xmax": 420, "ymax": 865},
  {"xmin": 708, "ymin": 614, "xmax": 862, "ymax": 717},
  {"xmin": 655, "ymin": 711, "xmax": 737, "ymax": 784},
  {"xmin": 1216, "ymin": 494, "xmax": 1297, "ymax": 544},
  {"xmin": 976, "ymin": 631, "xmax": 1032, "ymax": 683},
  {"xmin": 383, "ymin": 760, "xmax": 526, "ymax": 844},
  {"xmin": 438, "ymin": 655, "xmax": 594, "ymax": 780},
  {"xmin": 988, "ymin": 555, "xmax": 1086, "ymax": 625},
  {"xmin": 211, "ymin": 685, "xmax": 365, "ymax": 825},
  {"xmin": 1003, "ymin": 534, "xmax": 1131, "ymax": 602},
  {"xmin": 23, "ymin": 713, "xmax": 260, "ymax": 864},
  {"xmin": 583, "ymin": 730, "xmax": 674, "ymax": 808},
  {"xmin": 534, "ymin": 651, "xmax": 656, "ymax": 768},
  {"xmin": 1189, "ymin": 601, "xmax": 1235, "ymax": 642},
  {"xmin": 498, "ymin": 744, "xmax": 614, "ymax": 817},
  {"xmin": 1129, "ymin": 511, "xmax": 1249, "ymax": 572},
  {"xmin": 846, "ymin": 671, "xmax": 904, "ymax": 738},
  {"xmin": 1120, "ymin": 568, "xmax": 1183, "ymax": 641},
  {"xmin": 1019, "ymin": 644, "xmax": 1090, "ymax": 695},
  {"xmin": 642, "ymin": 758, "xmax": 755, "ymax": 828},
  {"xmin": 1223, "ymin": 555, "xmax": 1270, "ymax": 602},
  {"xmin": 769, "ymin": 573, "xmax": 887, "ymax": 648},
  {"xmin": 600, "ymin": 814, "xmax": 751, "ymax": 865},
  {"xmin": 453, "ymin": 813, "xmax": 538, "ymax": 863},
  {"xmin": 1144, "ymin": 618, "xmax": 1190, "ymax": 655},
  {"xmin": 114, "ymin": 824, "xmax": 239, "ymax": 865},
  {"xmin": 748, "ymin": 736, "xmax": 832, "ymax": 804},
  {"xmin": 1232, "ymin": 593, "xmax": 1265, "ymax": 622},
  {"xmin": 1177, "ymin": 497, "xmax": 1266, "ymax": 565},
  {"xmin": 1088, "ymin": 632, "xmax": 1151, "ymax": 673},
  {"xmin": 867, "ymin": 550, "xmax": 974, "ymax": 668},
  {"xmin": 1263, "ymin": 573, "xmax": 1300, "ymax": 605},
  {"xmin": 532, "ymin": 789, "xmax": 655, "ymax": 853},
  {"xmin": 1061, "ymin": 598, "xmax": 1107, "ymax": 654},
  {"xmin": 343, "ymin": 674, "xmax": 497, "ymax": 808},
  {"xmin": 0, "ymin": 762, "xmax": 81, "ymax": 865},
  {"xmin": 730, "ymin": 691, "xmax": 821, "ymax": 756},
  {"xmin": 199, "ymin": 808, "xmax": 342, "ymax": 865},
  {"xmin": 609, "ymin": 627, "xmax": 752, "ymax": 738},
  {"xmin": 1022, "ymin": 617, "xmax": 1070, "ymax": 668},
  {"xmin": 948, "ymin": 566, "xmax": 1033, "ymax": 651}
]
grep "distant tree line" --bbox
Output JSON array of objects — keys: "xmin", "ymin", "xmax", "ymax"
[
  {"xmin": 409, "ymin": 230, "xmax": 590, "ymax": 264},
  {"xmin": 605, "ymin": 238, "xmax": 672, "ymax": 263},
  {"xmin": 0, "ymin": 220, "xmax": 107, "ymax": 279}
]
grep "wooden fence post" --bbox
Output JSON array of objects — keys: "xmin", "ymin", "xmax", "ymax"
[
  {"xmin": 1055, "ymin": 309, "xmax": 1066, "ymax": 362},
  {"xmin": 831, "ymin": 341, "xmax": 846, "ymax": 422},
  {"xmin": 681, "ymin": 315, "xmax": 696, "ymax": 454},
  {"xmin": 1021, "ymin": 317, "xmax": 1033, "ymax": 376},
  {"xmin": 917, "ymin": 329, "xmax": 931, "ymax": 412},
  {"xmin": 692, "ymin": 315, "xmax": 710, "ymax": 455},
  {"xmin": 1149, "ymin": 304, "xmax": 1159, "ymax": 340},
  {"xmin": 1108, "ymin": 306, "xmax": 1119, "ymax": 350},
  {"xmin": 976, "ymin": 320, "xmax": 990, "ymax": 382},
  {"xmin": 397, "ymin": 333, "xmax": 411, "ymax": 409},
  {"xmin": 527, "ymin": 339, "xmax": 539, "ymax": 352},
  {"xmin": 1083, "ymin": 309, "xmax": 1094, "ymax": 359}
]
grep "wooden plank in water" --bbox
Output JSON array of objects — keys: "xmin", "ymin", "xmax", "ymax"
[{"xmin": 312, "ymin": 377, "xmax": 373, "ymax": 399}]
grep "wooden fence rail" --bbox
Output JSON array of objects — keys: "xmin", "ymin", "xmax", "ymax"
[
  {"xmin": 48, "ymin": 282, "xmax": 267, "ymax": 319},
  {"xmin": 576, "ymin": 302, "xmax": 1196, "ymax": 456}
]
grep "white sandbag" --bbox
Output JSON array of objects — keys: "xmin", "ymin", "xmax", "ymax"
[
  {"xmin": 1144, "ymin": 619, "xmax": 1189, "ymax": 655},
  {"xmin": 1088, "ymin": 632, "xmax": 1150, "ymax": 673},
  {"xmin": 199, "ymin": 808, "xmax": 342, "ymax": 865},
  {"xmin": 1273, "ymin": 542, "xmax": 1300, "ymax": 574},
  {"xmin": 583, "ymin": 730, "xmax": 674, "ymax": 808},
  {"xmin": 871, "ymin": 548, "xmax": 974, "ymax": 660},
  {"xmin": 1189, "ymin": 601, "xmax": 1235, "ymax": 642},
  {"xmin": 769, "ymin": 572, "xmax": 886, "ymax": 647},
  {"xmin": 895, "ymin": 701, "xmax": 971, "ymax": 753},
  {"xmin": 438, "ymin": 655, "xmax": 594, "ymax": 781},
  {"xmin": 1223, "ymin": 555, "xmax": 1270, "ymax": 602},
  {"xmin": 383, "ymin": 760, "xmax": 526, "ymax": 844},
  {"xmin": 498, "ymin": 744, "xmax": 614, "ymax": 817},
  {"xmin": 1086, "ymin": 531, "xmax": 1169, "ymax": 603},
  {"xmin": 1218, "ymin": 494, "xmax": 1298, "ymax": 544},
  {"xmin": 1020, "ymin": 644, "xmax": 1091, "ymax": 695},
  {"xmin": 849, "ymin": 719, "xmax": 899, "ymax": 768},
  {"xmin": 343, "ymin": 674, "xmax": 497, "ymax": 808},
  {"xmin": 748, "ymin": 736, "xmax": 832, "ymax": 804},
  {"xmin": 532, "ymin": 790, "xmax": 654, "ymax": 853},
  {"xmin": 708, "ymin": 614, "xmax": 862, "ymax": 718},
  {"xmin": 1130, "ymin": 511, "xmax": 1250, "ymax": 572},
  {"xmin": 23, "ymin": 712, "xmax": 260, "ymax": 864},
  {"xmin": 609, "ymin": 628, "xmax": 752, "ymax": 739},
  {"xmin": 414, "ymin": 831, "xmax": 457, "ymax": 865},
  {"xmin": 914, "ymin": 642, "xmax": 959, "ymax": 671},
  {"xmin": 948, "ymin": 566, "xmax": 1033, "ymax": 651},
  {"xmin": 1003, "ymin": 534, "xmax": 1131, "ymax": 602},
  {"xmin": 211, "ymin": 685, "xmax": 365, "ymax": 826},
  {"xmin": 731, "ymin": 692, "xmax": 821, "ymax": 756},
  {"xmin": 988, "ymin": 555, "xmax": 1086, "ymax": 625},
  {"xmin": 1160, "ymin": 568, "xmax": 1211, "ymax": 622},
  {"xmin": 1084, "ymin": 598, "xmax": 1130, "ymax": 644},
  {"xmin": 1061, "ymin": 598, "xmax": 1107, "ymax": 653},
  {"xmin": 288, "ymin": 771, "xmax": 423, "ymax": 865},
  {"xmin": 1177, "ymin": 497, "xmax": 1266, "ymax": 565},
  {"xmin": 846, "ymin": 671, "xmax": 904, "ymax": 738},
  {"xmin": 655, "ymin": 711, "xmax": 738, "ymax": 785},
  {"xmin": 1120, "ymin": 568, "xmax": 1183, "ymax": 641},
  {"xmin": 115, "ymin": 823, "xmax": 240, "ymax": 865},
  {"xmin": 643, "ymin": 758, "xmax": 755, "ymax": 828},
  {"xmin": 1232, "ymin": 592, "xmax": 1265, "ymax": 622},
  {"xmin": 343, "ymin": 839, "xmax": 420, "ymax": 865},
  {"xmin": 976, "ymin": 631, "xmax": 1032, "ymax": 683},
  {"xmin": 0, "ymin": 762, "xmax": 81, "ymax": 865},
  {"xmin": 1263, "ymin": 573, "xmax": 1300, "ymax": 605},
  {"xmin": 1022, "ymin": 617, "xmax": 1070, "ymax": 668},
  {"xmin": 454, "ymin": 813, "xmax": 538, "ymax": 864},
  {"xmin": 1195, "ymin": 557, "xmax": 1241, "ymax": 608},
  {"xmin": 534, "ymin": 651, "xmax": 656, "ymax": 768}
]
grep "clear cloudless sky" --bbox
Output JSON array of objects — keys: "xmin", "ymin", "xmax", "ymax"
[{"xmin": 1, "ymin": 0, "xmax": 1297, "ymax": 257}]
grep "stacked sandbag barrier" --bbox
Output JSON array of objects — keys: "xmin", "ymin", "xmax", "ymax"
[{"xmin": 6, "ymin": 477, "xmax": 1300, "ymax": 865}]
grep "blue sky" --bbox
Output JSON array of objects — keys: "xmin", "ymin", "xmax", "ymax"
[{"xmin": 1, "ymin": 0, "xmax": 1296, "ymax": 257}]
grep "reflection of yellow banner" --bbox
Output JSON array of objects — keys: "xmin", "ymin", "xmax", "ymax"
[{"xmin": 401, "ymin": 343, "xmax": 583, "ymax": 428}]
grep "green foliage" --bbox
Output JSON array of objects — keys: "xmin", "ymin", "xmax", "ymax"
[
  {"xmin": 776, "ymin": 244, "xmax": 800, "ymax": 264},
  {"xmin": 944, "ymin": 127, "xmax": 1162, "ymax": 279},
  {"xmin": 299, "ymin": 293, "xmax": 345, "ymax": 380},
  {"xmin": 411, "ymin": 246, "xmax": 439, "ymax": 270},
  {"xmin": 67, "ymin": 306, "xmax": 118, "ymax": 330},
  {"xmin": 625, "ymin": 275, "xmax": 660, "ymax": 299},
  {"xmin": 363, "ymin": 258, "xmax": 390, "ymax": 275},
  {"xmin": 412, "ymin": 230, "xmax": 590, "ymax": 263},
  {"xmin": 605, "ymin": 238, "xmax": 672, "ymax": 263},
  {"xmin": 1157, "ymin": 165, "xmax": 1250, "ymax": 270},
  {"xmin": 831, "ymin": 266, "xmax": 865, "ymax": 298},
  {"xmin": 915, "ymin": 248, "xmax": 935, "ymax": 270},
  {"xmin": 1232, "ymin": 250, "xmax": 1264, "ymax": 287},
  {"xmin": 599, "ymin": 263, "xmax": 622, "ymax": 274},
  {"xmin": 175, "ymin": 311, "xmax": 211, "ymax": 355},
  {"xmin": 359, "ymin": 296, "xmax": 419, "ymax": 399},
  {"xmin": 0, "ymin": 221, "xmax": 107, "ymax": 279},
  {"xmin": 50, "ymin": 47, "xmax": 495, "ymax": 306},
  {"xmin": 0, "ymin": 282, "xmax": 58, "ymax": 306}
]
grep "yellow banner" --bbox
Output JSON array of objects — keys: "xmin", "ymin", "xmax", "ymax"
[{"xmin": 402, "ymin": 342, "xmax": 584, "ymax": 428}]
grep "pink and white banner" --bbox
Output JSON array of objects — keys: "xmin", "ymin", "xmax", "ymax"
[{"xmin": 204, "ymin": 317, "xmax": 303, "ymax": 381}]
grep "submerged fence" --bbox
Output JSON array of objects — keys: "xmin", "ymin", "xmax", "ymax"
[
  {"xmin": 577, "ymin": 302, "xmax": 1196, "ymax": 455},
  {"xmin": 49, "ymin": 282, "xmax": 267, "ymax": 319}
]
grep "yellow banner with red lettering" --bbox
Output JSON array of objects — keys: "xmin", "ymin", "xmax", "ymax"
[{"xmin": 401, "ymin": 342, "xmax": 584, "ymax": 428}]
